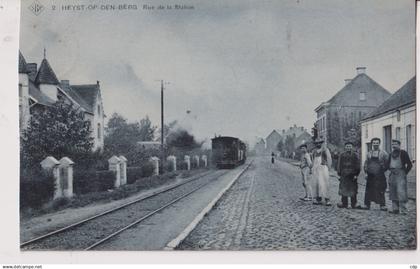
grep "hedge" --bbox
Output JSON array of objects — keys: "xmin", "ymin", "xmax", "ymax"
[
  {"xmin": 20, "ymin": 168, "xmax": 55, "ymax": 209},
  {"xmin": 126, "ymin": 162, "xmax": 155, "ymax": 184},
  {"xmin": 73, "ymin": 170, "xmax": 116, "ymax": 194}
]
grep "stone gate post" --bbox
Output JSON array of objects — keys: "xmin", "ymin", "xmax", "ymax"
[
  {"xmin": 58, "ymin": 157, "xmax": 74, "ymax": 198},
  {"xmin": 108, "ymin": 156, "xmax": 121, "ymax": 188},
  {"xmin": 150, "ymin": 156, "xmax": 160, "ymax": 175},
  {"xmin": 184, "ymin": 155, "xmax": 191, "ymax": 171},
  {"xmin": 41, "ymin": 156, "xmax": 61, "ymax": 199},
  {"xmin": 167, "ymin": 155, "xmax": 176, "ymax": 172},
  {"xmin": 119, "ymin": 155, "xmax": 128, "ymax": 185}
]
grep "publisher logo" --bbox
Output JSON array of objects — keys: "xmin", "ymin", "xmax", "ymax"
[{"xmin": 28, "ymin": 0, "xmax": 44, "ymax": 16}]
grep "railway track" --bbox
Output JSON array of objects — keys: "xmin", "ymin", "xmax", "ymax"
[{"xmin": 20, "ymin": 169, "xmax": 229, "ymax": 250}]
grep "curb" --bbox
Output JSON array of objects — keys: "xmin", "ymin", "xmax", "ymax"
[{"xmin": 164, "ymin": 160, "xmax": 253, "ymax": 250}]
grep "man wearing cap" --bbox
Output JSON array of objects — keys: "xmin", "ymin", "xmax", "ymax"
[
  {"xmin": 362, "ymin": 137, "xmax": 388, "ymax": 211},
  {"xmin": 337, "ymin": 141, "xmax": 361, "ymax": 209},
  {"xmin": 311, "ymin": 138, "xmax": 332, "ymax": 206},
  {"xmin": 388, "ymin": 139, "xmax": 413, "ymax": 214},
  {"xmin": 299, "ymin": 144, "xmax": 313, "ymax": 201}
]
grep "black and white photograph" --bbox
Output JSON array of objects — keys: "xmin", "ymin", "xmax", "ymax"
[{"xmin": 17, "ymin": 0, "xmax": 416, "ymax": 251}]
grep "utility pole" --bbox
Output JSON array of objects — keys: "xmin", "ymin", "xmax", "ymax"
[{"xmin": 161, "ymin": 80, "xmax": 164, "ymax": 150}]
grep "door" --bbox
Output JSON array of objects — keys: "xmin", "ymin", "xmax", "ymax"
[{"xmin": 383, "ymin": 125, "xmax": 392, "ymax": 154}]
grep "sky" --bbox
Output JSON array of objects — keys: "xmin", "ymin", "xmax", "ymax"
[{"xmin": 20, "ymin": 0, "xmax": 415, "ymax": 147}]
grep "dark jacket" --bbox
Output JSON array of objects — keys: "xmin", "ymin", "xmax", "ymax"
[{"xmin": 387, "ymin": 150, "xmax": 413, "ymax": 174}]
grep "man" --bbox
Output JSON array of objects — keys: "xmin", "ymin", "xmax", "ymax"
[
  {"xmin": 362, "ymin": 138, "xmax": 388, "ymax": 211},
  {"xmin": 271, "ymin": 152, "xmax": 275, "ymax": 164},
  {"xmin": 299, "ymin": 144, "xmax": 313, "ymax": 201},
  {"xmin": 388, "ymin": 139, "xmax": 413, "ymax": 214},
  {"xmin": 337, "ymin": 142, "xmax": 361, "ymax": 209},
  {"xmin": 311, "ymin": 138, "xmax": 332, "ymax": 206}
]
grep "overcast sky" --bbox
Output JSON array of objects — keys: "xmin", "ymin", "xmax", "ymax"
[{"xmin": 20, "ymin": 0, "xmax": 415, "ymax": 146}]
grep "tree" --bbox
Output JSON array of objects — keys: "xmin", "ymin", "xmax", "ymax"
[
  {"xmin": 21, "ymin": 99, "xmax": 93, "ymax": 170},
  {"xmin": 104, "ymin": 113, "xmax": 156, "ymax": 155},
  {"xmin": 166, "ymin": 129, "xmax": 203, "ymax": 151}
]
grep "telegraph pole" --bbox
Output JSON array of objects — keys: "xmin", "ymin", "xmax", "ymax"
[{"xmin": 161, "ymin": 80, "xmax": 164, "ymax": 149}]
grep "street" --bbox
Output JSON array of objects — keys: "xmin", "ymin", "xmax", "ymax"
[{"xmin": 179, "ymin": 156, "xmax": 416, "ymax": 250}]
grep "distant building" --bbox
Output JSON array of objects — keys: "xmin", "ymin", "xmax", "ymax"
[
  {"xmin": 314, "ymin": 67, "xmax": 391, "ymax": 147},
  {"xmin": 294, "ymin": 131, "xmax": 312, "ymax": 148},
  {"xmin": 254, "ymin": 138, "xmax": 266, "ymax": 155},
  {"xmin": 19, "ymin": 51, "xmax": 105, "ymax": 151},
  {"xmin": 280, "ymin": 125, "xmax": 306, "ymax": 140},
  {"xmin": 137, "ymin": 141, "xmax": 161, "ymax": 150},
  {"xmin": 265, "ymin": 130, "xmax": 282, "ymax": 153},
  {"xmin": 361, "ymin": 77, "xmax": 416, "ymax": 164}
]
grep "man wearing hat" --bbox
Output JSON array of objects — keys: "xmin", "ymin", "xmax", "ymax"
[
  {"xmin": 299, "ymin": 144, "xmax": 313, "ymax": 201},
  {"xmin": 387, "ymin": 139, "xmax": 412, "ymax": 214},
  {"xmin": 337, "ymin": 141, "xmax": 361, "ymax": 209},
  {"xmin": 311, "ymin": 137, "xmax": 332, "ymax": 206},
  {"xmin": 362, "ymin": 137, "xmax": 388, "ymax": 211}
]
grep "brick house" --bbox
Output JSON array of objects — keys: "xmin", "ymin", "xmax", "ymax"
[
  {"xmin": 314, "ymin": 67, "xmax": 391, "ymax": 148},
  {"xmin": 19, "ymin": 51, "xmax": 105, "ymax": 151}
]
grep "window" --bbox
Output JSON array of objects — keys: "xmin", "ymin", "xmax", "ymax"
[
  {"xmin": 97, "ymin": 123, "xmax": 101, "ymax": 139},
  {"xmin": 406, "ymin": 124, "xmax": 413, "ymax": 159},
  {"xmin": 395, "ymin": 127, "xmax": 401, "ymax": 141},
  {"xmin": 19, "ymin": 84, "xmax": 22, "ymax": 97},
  {"xmin": 396, "ymin": 110, "xmax": 401, "ymax": 122},
  {"xmin": 97, "ymin": 105, "xmax": 101, "ymax": 115},
  {"xmin": 359, "ymin": 92, "xmax": 366, "ymax": 101},
  {"xmin": 383, "ymin": 125, "xmax": 392, "ymax": 154},
  {"xmin": 365, "ymin": 127, "xmax": 368, "ymax": 138}
]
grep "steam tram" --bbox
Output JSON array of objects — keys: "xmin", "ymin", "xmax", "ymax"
[{"xmin": 211, "ymin": 136, "xmax": 247, "ymax": 168}]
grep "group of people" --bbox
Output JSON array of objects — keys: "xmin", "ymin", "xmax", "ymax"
[{"xmin": 298, "ymin": 137, "xmax": 413, "ymax": 214}]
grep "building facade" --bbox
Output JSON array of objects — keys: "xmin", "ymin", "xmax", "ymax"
[
  {"xmin": 314, "ymin": 67, "xmax": 391, "ymax": 148},
  {"xmin": 360, "ymin": 77, "xmax": 416, "ymax": 165},
  {"xmin": 265, "ymin": 130, "xmax": 282, "ymax": 153},
  {"xmin": 19, "ymin": 51, "xmax": 105, "ymax": 151}
]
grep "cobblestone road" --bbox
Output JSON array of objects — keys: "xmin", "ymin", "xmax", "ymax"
[{"xmin": 178, "ymin": 157, "xmax": 416, "ymax": 250}]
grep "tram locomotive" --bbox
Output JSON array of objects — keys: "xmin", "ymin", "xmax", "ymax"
[{"xmin": 211, "ymin": 136, "xmax": 247, "ymax": 168}]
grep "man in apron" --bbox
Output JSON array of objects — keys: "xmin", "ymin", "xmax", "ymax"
[
  {"xmin": 337, "ymin": 141, "xmax": 361, "ymax": 209},
  {"xmin": 362, "ymin": 137, "xmax": 388, "ymax": 211},
  {"xmin": 311, "ymin": 138, "xmax": 332, "ymax": 206},
  {"xmin": 388, "ymin": 139, "xmax": 413, "ymax": 214},
  {"xmin": 299, "ymin": 144, "xmax": 313, "ymax": 201}
]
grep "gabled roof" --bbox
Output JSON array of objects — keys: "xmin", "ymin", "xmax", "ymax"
[
  {"xmin": 326, "ymin": 73, "xmax": 390, "ymax": 107},
  {"xmin": 70, "ymin": 84, "xmax": 100, "ymax": 112},
  {"xmin": 35, "ymin": 58, "xmax": 60, "ymax": 85},
  {"xmin": 363, "ymin": 77, "xmax": 416, "ymax": 121},
  {"xmin": 266, "ymin": 130, "xmax": 281, "ymax": 140},
  {"xmin": 28, "ymin": 80, "xmax": 55, "ymax": 106},
  {"xmin": 60, "ymin": 83, "xmax": 94, "ymax": 114},
  {"xmin": 19, "ymin": 51, "xmax": 29, "ymax": 74}
]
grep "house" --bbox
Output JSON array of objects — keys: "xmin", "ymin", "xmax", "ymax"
[
  {"xmin": 280, "ymin": 125, "xmax": 306, "ymax": 140},
  {"xmin": 294, "ymin": 131, "xmax": 312, "ymax": 149},
  {"xmin": 18, "ymin": 51, "xmax": 105, "ymax": 151},
  {"xmin": 314, "ymin": 67, "xmax": 391, "ymax": 147},
  {"xmin": 254, "ymin": 138, "xmax": 266, "ymax": 155},
  {"xmin": 360, "ymin": 77, "xmax": 416, "ymax": 163},
  {"xmin": 265, "ymin": 130, "xmax": 282, "ymax": 153}
]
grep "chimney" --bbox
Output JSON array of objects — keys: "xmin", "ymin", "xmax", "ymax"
[
  {"xmin": 282, "ymin": 129, "xmax": 285, "ymax": 134},
  {"xmin": 356, "ymin": 67, "xmax": 366, "ymax": 75},
  {"xmin": 345, "ymin": 79, "xmax": 352, "ymax": 85},
  {"xmin": 26, "ymin": 63, "xmax": 37, "ymax": 81},
  {"xmin": 97, "ymin": 80, "xmax": 100, "ymax": 86},
  {"xmin": 61, "ymin": 80, "xmax": 70, "ymax": 87}
]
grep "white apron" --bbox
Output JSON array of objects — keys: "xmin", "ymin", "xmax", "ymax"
[{"xmin": 312, "ymin": 154, "xmax": 330, "ymax": 198}]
